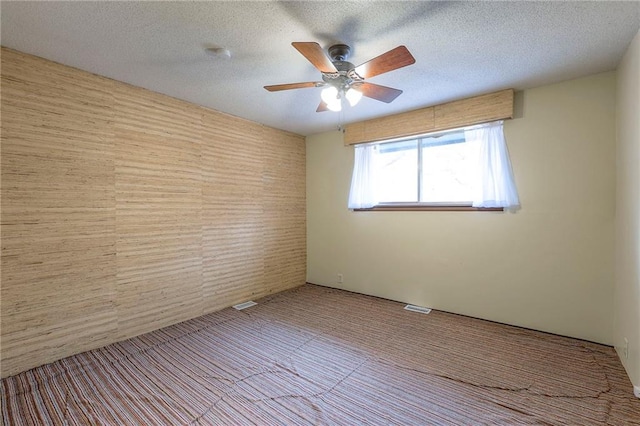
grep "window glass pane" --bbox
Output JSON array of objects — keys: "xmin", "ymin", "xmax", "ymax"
[
  {"xmin": 375, "ymin": 140, "xmax": 418, "ymax": 202},
  {"xmin": 421, "ymin": 134, "xmax": 478, "ymax": 203}
]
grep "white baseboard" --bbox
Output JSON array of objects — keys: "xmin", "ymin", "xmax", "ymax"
[{"xmin": 634, "ymin": 385, "xmax": 640, "ymax": 399}]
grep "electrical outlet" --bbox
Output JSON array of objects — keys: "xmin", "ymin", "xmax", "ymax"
[
  {"xmin": 623, "ymin": 338, "xmax": 629, "ymax": 360},
  {"xmin": 337, "ymin": 273, "xmax": 344, "ymax": 284}
]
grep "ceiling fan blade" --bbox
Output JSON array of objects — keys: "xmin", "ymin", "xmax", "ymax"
[
  {"xmin": 292, "ymin": 42, "xmax": 338, "ymax": 73},
  {"xmin": 354, "ymin": 46, "xmax": 415, "ymax": 79},
  {"xmin": 316, "ymin": 101, "xmax": 329, "ymax": 112},
  {"xmin": 357, "ymin": 82, "xmax": 403, "ymax": 103},
  {"xmin": 264, "ymin": 82, "xmax": 321, "ymax": 92}
]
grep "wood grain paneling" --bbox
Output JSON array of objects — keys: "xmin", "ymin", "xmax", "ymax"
[
  {"xmin": 343, "ymin": 121, "xmax": 366, "ymax": 145},
  {"xmin": 1, "ymin": 49, "xmax": 118, "ymax": 375},
  {"xmin": 201, "ymin": 110, "xmax": 265, "ymax": 312},
  {"xmin": 262, "ymin": 127, "xmax": 307, "ymax": 296},
  {"xmin": 113, "ymin": 85, "xmax": 204, "ymax": 339},
  {"xmin": 433, "ymin": 89, "xmax": 514, "ymax": 130},
  {"xmin": 0, "ymin": 48, "xmax": 306, "ymax": 378},
  {"xmin": 345, "ymin": 107, "xmax": 435, "ymax": 144},
  {"xmin": 344, "ymin": 89, "xmax": 514, "ymax": 145}
]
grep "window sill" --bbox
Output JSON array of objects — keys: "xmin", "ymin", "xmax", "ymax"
[{"xmin": 353, "ymin": 204, "xmax": 504, "ymax": 212}]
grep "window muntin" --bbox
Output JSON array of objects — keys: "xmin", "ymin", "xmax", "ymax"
[{"xmin": 374, "ymin": 130, "xmax": 478, "ymax": 205}]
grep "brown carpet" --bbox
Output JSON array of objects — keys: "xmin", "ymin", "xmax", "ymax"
[{"xmin": 2, "ymin": 284, "xmax": 639, "ymax": 425}]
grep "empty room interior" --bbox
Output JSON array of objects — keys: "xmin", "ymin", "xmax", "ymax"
[{"xmin": 1, "ymin": 1, "xmax": 639, "ymax": 425}]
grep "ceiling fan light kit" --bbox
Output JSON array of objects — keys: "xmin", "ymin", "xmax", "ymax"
[
  {"xmin": 264, "ymin": 42, "xmax": 415, "ymax": 113},
  {"xmin": 320, "ymin": 85, "xmax": 362, "ymax": 112},
  {"xmin": 345, "ymin": 87, "xmax": 363, "ymax": 106},
  {"xmin": 320, "ymin": 86, "xmax": 341, "ymax": 111}
]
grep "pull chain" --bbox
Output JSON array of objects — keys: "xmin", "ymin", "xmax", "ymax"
[{"xmin": 337, "ymin": 99, "xmax": 345, "ymax": 133}]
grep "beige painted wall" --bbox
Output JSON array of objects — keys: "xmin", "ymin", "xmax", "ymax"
[
  {"xmin": 614, "ymin": 28, "xmax": 640, "ymax": 391},
  {"xmin": 307, "ymin": 72, "xmax": 616, "ymax": 345},
  {"xmin": 1, "ymin": 48, "xmax": 306, "ymax": 378}
]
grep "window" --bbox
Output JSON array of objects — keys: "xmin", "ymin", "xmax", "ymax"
[
  {"xmin": 348, "ymin": 121, "xmax": 520, "ymax": 211},
  {"xmin": 375, "ymin": 131, "xmax": 478, "ymax": 205}
]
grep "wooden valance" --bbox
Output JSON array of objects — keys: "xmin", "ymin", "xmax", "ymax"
[{"xmin": 344, "ymin": 89, "xmax": 514, "ymax": 145}]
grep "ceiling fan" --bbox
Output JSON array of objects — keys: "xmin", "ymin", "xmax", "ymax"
[{"xmin": 264, "ymin": 42, "xmax": 416, "ymax": 112}]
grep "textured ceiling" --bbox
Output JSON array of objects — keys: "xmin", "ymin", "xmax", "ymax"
[{"xmin": 1, "ymin": 1, "xmax": 639, "ymax": 136}]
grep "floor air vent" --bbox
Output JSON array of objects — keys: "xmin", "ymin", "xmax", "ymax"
[
  {"xmin": 233, "ymin": 301, "xmax": 257, "ymax": 310},
  {"xmin": 404, "ymin": 304, "xmax": 432, "ymax": 314}
]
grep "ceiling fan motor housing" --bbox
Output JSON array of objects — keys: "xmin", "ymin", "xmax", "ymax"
[{"xmin": 323, "ymin": 45, "xmax": 362, "ymax": 90}]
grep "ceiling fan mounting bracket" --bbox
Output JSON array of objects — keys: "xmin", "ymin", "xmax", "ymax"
[{"xmin": 328, "ymin": 44, "xmax": 351, "ymax": 61}]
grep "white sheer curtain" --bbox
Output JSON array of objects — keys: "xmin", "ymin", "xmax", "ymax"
[
  {"xmin": 347, "ymin": 144, "xmax": 378, "ymax": 209},
  {"xmin": 348, "ymin": 121, "xmax": 519, "ymax": 211},
  {"xmin": 464, "ymin": 121, "xmax": 520, "ymax": 211}
]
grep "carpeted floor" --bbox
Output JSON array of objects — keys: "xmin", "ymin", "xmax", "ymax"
[{"xmin": 2, "ymin": 284, "xmax": 639, "ymax": 425}]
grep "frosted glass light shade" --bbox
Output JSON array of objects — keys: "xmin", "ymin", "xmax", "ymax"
[
  {"xmin": 345, "ymin": 88, "xmax": 362, "ymax": 106},
  {"xmin": 321, "ymin": 86, "xmax": 342, "ymax": 111},
  {"xmin": 321, "ymin": 86, "xmax": 339, "ymax": 104}
]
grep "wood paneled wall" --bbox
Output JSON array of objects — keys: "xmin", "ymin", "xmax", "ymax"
[{"xmin": 0, "ymin": 48, "xmax": 306, "ymax": 378}]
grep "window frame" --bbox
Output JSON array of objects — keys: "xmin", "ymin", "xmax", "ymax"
[
  {"xmin": 354, "ymin": 204, "xmax": 503, "ymax": 212},
  {"xmin": 354, "ymin": 128, "xmax": 504, "ymax": 212}
]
